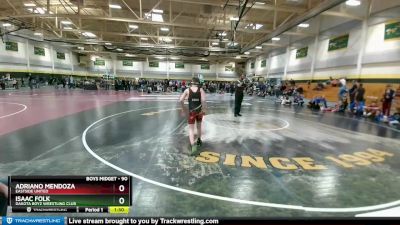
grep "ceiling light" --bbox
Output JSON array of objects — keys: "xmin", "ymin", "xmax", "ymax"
[
  {"xmin": 211, "ymin": 42, "xmax": 219, "ymax": 46},
  {"xmin": 109, "ymin": 4, "xmax": 122, "ymax": 9},
  {"xmin": 244, "ymin": 52, "xmax": 250, "ymax": 55},
  {"xmin": 235, "ymin": 56, "xmax": 241, "ymax": 59},
  {"xmin": 223, "ymin": 38, "xmax": 229, "ymax": 41},
  {"xmin": 152, "ymin": 9, "xmax": 163, "ymax": 13},
  {"xmin": 28, "ymin": 8, "xmax": 47, "ymax": 14},
  {"xmin": 116, "ymin": 48, "xmax": 123, "ymax": 51},
  {"xmin": 161, "ymin": 37, "xmax": 172, "ymax": 42},
  {"xmin": 298, "ymin": 23, "xmax": 309, "ymax": 28},
  {"xmin": 255, "ymin": 46, "xmax": 262, "ymax": 49},
  {"xmin": 160, "ymin": 27, "xmax": 169, "ymax": 32},
  {"xmin": 230, "ymin": 17, "xmax": 239, "ymax": 21},
  {"xmin": 141, "ymin": 37, "xmax": 148, "ymax": 41},
  {"xmin": 34, "ymin": 32, "xmax": 42, "ymax": 36},
  {"xmin": 227, "ymin": 42, "xmax": 238, "ymax": 47},
  {"xmin": 346, "ymin": 0, "xmax": 361, "ymax": 6},
  {"xmin": 255, "ymin": 1, "xmax": 266, "ymax": 5},
  {"xmin": 272, "ymin": 37, "xmax": 280, "ymax": 41},
  {"xmin": 82, "ymin": 32, "xmax": 96, "ymax": 38},
  {"xmin": 36, "ymin": 7, "xmax": 45, "ymax": 14},
  {"xmin": 105, "ymin": 42, "xmax": 112, "ymax": 45},
  {"xmin": 245, "ymin": 23, "xmax": 263, "ymax": 30},
  {"xmin": 170, "ymin": 57, "xmax": 179, "ymax": 60},
  {"xmin": 24, "ymin": 3, "xmax": 36, "ymax": 7},
  {"xmin": 255, "ymin": 24, "xmax": 263, "ymax": 30},
  {"xmin": 129, "ymin": 24, "xmax": 138, "ymax": 29},
  {"xmin": 150, "ymin": 13, "xmax": 164, "ymax": 22},
  {"xmin": 2, "ymin": 23, "xmax": 12, "ymax": 27},
  {"xmin": 218, "ymin": 32, "xmax": 227, "ymax": 37},
  {"xmin": 156, "ymin": 56, "xmax": 165, "ymax": 59},
  {"xmin": 125, "ymin": 54, "xmax": 134, "ymax": 57},
  {"xmin": 61, "ymin": 21, "xmax": 72, "ymax": 25},
  {"xmin": 64, "ymin": 27, "xmax": 73, "ymax": 30},
  {"xmin": 77, "ymin": 47, "xmax": 84, "ymax": 50}
]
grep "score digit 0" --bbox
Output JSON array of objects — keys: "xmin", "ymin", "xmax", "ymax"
[
  {"xmin": 119, "ymin": 185, "xmax": 125, "ymax": 192},
  {"xmin": 119, "ymin": 197, "xmax": 125, "ymax": 205}
]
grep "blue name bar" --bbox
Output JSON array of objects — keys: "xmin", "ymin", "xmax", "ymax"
[{"xmin": 2, "ymin": 217, "xmax": 64, "ymax": 225}]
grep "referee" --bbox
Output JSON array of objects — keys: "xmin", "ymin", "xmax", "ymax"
[{"xmin": 234, "ymin": 75, "xmax": 246, "ymax": 117}]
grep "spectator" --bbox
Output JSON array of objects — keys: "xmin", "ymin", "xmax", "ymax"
[
  {"xmin": 230, "ymin": 82, "xmax": 235, "ymax": 96},
  {"xmin": 28, "ymin": 74, "xmax": 34, "ymax": 89},
  {"xmin": 348, "ymin": 81, "xmax": 358, "ymax": 111},
  {"xmin": 281, "ymin": 96, "xmax": 292, "ymax": 105},
  {"xmin": 363, "ymin": 100, "xmax": 380, "ymax": 118},
  {"xmin": 395, "ymin": 84, "xmax": 400, "ymax": 114},
  {"xmin": 12, "ymin": 78, "xmax": 17, "ymax": 89},
  {"xmin": 338, "ymin": 79, "xmax": 347, "ymax": 102},
  {"xmin": 308, "ymin": 96, "xmax": 328, "ymax": 110},
  {"xmin": 62, "ymin": 77, "xmax": 66, "ymax": 88},
  {"xmin": 354, "ymin": 83, "xmax": 365, "ymax": 116},
  {"xmin": 290, "ymin": 79, "xmax": 295, "ymax": 87},
  {"xmin": 331, "ymin": 79, "xmax": 338, "ymax": 87},
  {"xmin": 68, "ymin": 76, "xmax": 74, "ymax": 89},
  {"xmin": 382, "ymin": 84, "xmax": 395, "ymax": 121}
]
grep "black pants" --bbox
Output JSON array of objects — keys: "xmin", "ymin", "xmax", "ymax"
[{"xmin": 234, "ymin": 93, "xmax": 244, "ymax": 115}]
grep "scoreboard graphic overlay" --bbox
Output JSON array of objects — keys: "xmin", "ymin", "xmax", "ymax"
[{"xmin": 8, "ymin": 176, "xmax": 131, "ymax": 214}]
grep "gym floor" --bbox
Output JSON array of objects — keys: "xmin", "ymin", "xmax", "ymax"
[{"xmin": 1, "ymin": 88, "xmax": 399, "ymax": 217}]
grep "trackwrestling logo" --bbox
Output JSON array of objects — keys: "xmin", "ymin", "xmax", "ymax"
[{"xmin": 2, "ymin": 217, "xmax": 65, "ymax": 225}]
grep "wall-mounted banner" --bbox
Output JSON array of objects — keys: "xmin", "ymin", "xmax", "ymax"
[
  {"xmin": 94, "ymin": 59, "xmax": 105, "ymax": 66},
  {"xmin": 261, "ymin": 59, "xmax": 267, "ymax": 68},
  {"xmin": 200, "ymin": 64, "xmax": 210, "ymax": 70},
  {"xmin": 384, "ymin": 21, "xmax": 400, "ymax": 40},
  {"xmin": 122, "ymin": 60, "xmax": 133, "ymax": 67},
  {"xmin": 328, "ymin": 34, "xmax": 349, "ymax": 51},
  {"xmin": 175, "ymin": 62, "xmax": 184, "ymax": 69},
  {"xmin": 251, "ymin": 62, "xmax": 255, "ymax": 69},
  {"xmin": 34, "ymin": 46, "xmax": 45, "ymax": 56},
  {"xmin": 56, "ymin": 52, "xmax": 66, "ymax": 60},
  {"xmin": 225, "ymin": 65, "xmax": 234, "ymax": 72},
  {"xmin": 149, "ymin": 61, "xmax": 159, "ymax": 68},
  {"xmin": 296, "ymin": 46, "xmax": 308, "ymax": 59},
  {"xmin": 5, "ymin": 41, "xmax": 18, "ymax": 52}
]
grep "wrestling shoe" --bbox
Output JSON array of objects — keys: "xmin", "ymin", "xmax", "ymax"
[
  {"xmin": 190, "ymin": 145, "xmax": 199, "ymax": 156},
  {"xmin": 196, "ymin": 138, "xmax": 202, "ymax": 147}
]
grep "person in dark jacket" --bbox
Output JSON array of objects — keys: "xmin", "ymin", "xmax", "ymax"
[
  {"xmin": 382, "ymin": 84, "xmax": 395, "ymax": 119},
  {"xmin": 348, "ymin": 81, "xmax": 358, "ymax": 111},
  {"xmin": 234, "ymin": 75, "xmax": 246, "ymax": 117},
  {"xmin": 354, "ymin": 83, "xmax": 365, "ymax": 115}
]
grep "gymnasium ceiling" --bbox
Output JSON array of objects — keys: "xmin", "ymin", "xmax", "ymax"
[{"xmin": 0, "ymin": 0, "xmax": 376, "ymax": 63}]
